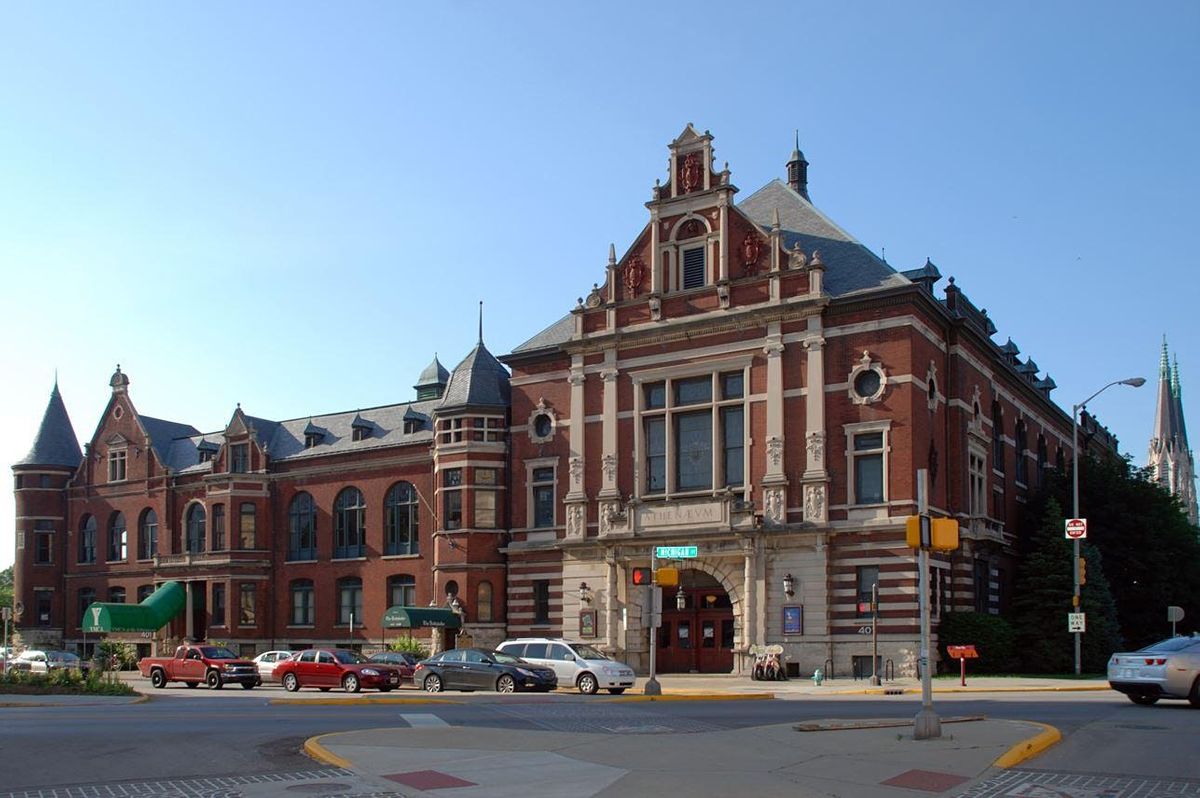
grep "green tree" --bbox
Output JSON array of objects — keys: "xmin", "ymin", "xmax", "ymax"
[
  {"xmin": 1011, "ymin": 497, "xmax": 1076, "ymax": 672},
  {"xmin": 1, "ymin": 566, "xmax": 12, "ymax": 648}
]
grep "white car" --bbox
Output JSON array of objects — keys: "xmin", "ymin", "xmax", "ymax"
[
  {"xmin": 497, "ymin": 638, "xmax": 636, "ymax": 694},
  {"xmin": 252, "ymin": 650, "xmax": 297, "ymax": 682},
  {"xmin": 9, "ymin": 649, "xmax": 92, "ymax": 675}
]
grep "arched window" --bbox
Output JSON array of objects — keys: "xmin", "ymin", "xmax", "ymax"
[
  {"xmin": 337, "ymin": 577, "xmax": 362, "ymax": 625},
  {"xmin": 290, "ymin": 579, "xmax": 315, "ymax": 626},
  {"xmin": 137, "ymin": 584, "xmax": 154, "ymax": 603},
  {"xmin": 334, "ymin": 488, "xmax": 365, "ymax": 559},
  {"xmin": 385, "ymin": 482, "xmax": 419, "ymax": 556},
  {"xmin": 79, "ymin": 515, "xmax": 97, "ymax": 563},
  {"xmin": 288, "ymin": 493, "xmax": 317, "ymax": 561},
  {"xmin": 108, "ymin": 586, "xmax": 126, "ymax": 603},
  {"xmin": 445, "ymin": 579, "xmax": 459, "ymax": 600},
  {"xmin": 1014, "ymin": 420, "xmax": 1028, "ymax": 484},
  {"xmin": 185, "ymin": 504, "xmax": 206, "ymax": 554},
  {"xmin": 77, "ymin": 587, "xmax": 95, "ymax": 626},
  {"xmin": 476, "ymin": 581, "xmax": 493, "ymax": 623},
  {"xmin": 108, "ymin": 512, "xmax": 127, "ymax": 561},
  {"xmin": 388, "ymin": 574, "xmax": 416, "ymax": 608},
  {"xmin": 991, "ymin": 401, "xmax": 1005, "ymax": 472},
  {"xmin": 1036, "ymin": 435, "xmax": 1048, "ymax": 487},
  {"xmin": 138, "ymin": 509, "xmax": 158, "ymax": 560}
]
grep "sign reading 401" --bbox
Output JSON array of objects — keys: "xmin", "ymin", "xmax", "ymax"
[{"xmin": 1064, "ymin": 518, "xmax": 1087, "ymax": 540}]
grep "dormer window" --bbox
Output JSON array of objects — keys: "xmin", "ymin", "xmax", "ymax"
[
  {"xmin": 305, "ymin": 434, "xmax": 321, "ymax": 448},
  {"xmin": 403, "ymin": 418, "xmax": 420, "ymax": 434},
  {"xmin": 351, "ymin": 414, "xmax": 372, "ymax": 442},
  {"xmin": 108, "ymin": 449, "xmax": 127, "ymax": 482},
  {"xmin": 231, "ymin": 443, "xmax": 249, "ymax": 473},
  {"xmin": 197, "ymin": 441, "xmax": 218, "ymax": 464},
  {"xmin": 352, "ymin": 426, "xmax": 370, "ymax": 442}
]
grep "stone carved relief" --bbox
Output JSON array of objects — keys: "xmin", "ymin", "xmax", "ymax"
[
  {"xmin": 600, "ymin": 500, "xmax": 627, "ymax": 535},
  {"xmin": 649, "ymin": 295, "xmax": 662, "ymax": 321},
  {"xmin": 601, "ymin": 454, "xmax": 617, "ymax": 483},
  {"xmin": 569, "ymin": 456, "xmax": 584, "ymax": 486},
  {"xmin": 624, "ymin": 255, "xmax": 644, "ymax": 296},
  {"xmin": 566, "ymin": 503, "xmax": 585, "ymax": 539},
  {"xmin": 788, "ymin": 242, "xmax": 808, "ymax": 270},
  {"xmin": 763, "ymin": 487, "xmax": 785, "ymax": 527},
  {"xmin": 806, "ymin": 431, "xmax": 825, "ymax": 464},
  {"xmin": 766, "ymin": 436, "xmax": 784, "ymax": 467},
  {"xmin": 681, "ymin": 152, "xmax": 701, "ymax": 193},
  {"xmin": 742, "ymin": 234, "xmax": 762, "ymax": 269},
  {"xmin": 717, "ymin": 283, "xmax": 730, "ymax": 309},
  {"xmin": 585, "ymin": 284, "xmax": 603, "ymax": 308},
  {"xmin": 804, "ymin": 484, "xmax": 826, "ymax": 522}
]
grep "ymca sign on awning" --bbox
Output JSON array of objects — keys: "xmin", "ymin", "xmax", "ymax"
[{"xmin": 82, "ymin": 580, "xmax": 186, "ymax": 633}]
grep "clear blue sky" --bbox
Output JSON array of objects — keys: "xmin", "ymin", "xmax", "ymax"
[{"xmin": 3, "ymin": 2, "xmax": 1197, "ymax": 569}]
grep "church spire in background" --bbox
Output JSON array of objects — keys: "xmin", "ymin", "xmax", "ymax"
[{"xmin": 1148, "ymin": 336, "xmax": 1197, "ymax": 525}]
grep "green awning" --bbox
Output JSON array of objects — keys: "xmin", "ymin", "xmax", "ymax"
[
  {"xmin": 382, "ymin": 606, "xmax": 462, "ymax": 629},
  {"xmin": 82, "ymin": 581, "xmax": 186, "ymax": 633}
]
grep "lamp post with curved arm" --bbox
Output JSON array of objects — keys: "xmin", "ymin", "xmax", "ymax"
[{"xmin": 1071, "ymin": 377, "xmax": 1145, "ymax": 674}]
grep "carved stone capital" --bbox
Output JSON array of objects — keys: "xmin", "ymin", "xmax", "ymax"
[
  {"xmin": 766, "ymin": 436, "xmax": 784, "ymax": 467},
  {"xmin": 600, "ymin": 368, "xmax": 619, "ymax": 383},
  {"xmin": 569, "ymin": 456, "xmax": 585, "ymax": 485},
  {"xmin": 568, "ymin": 370, "xmax": 586, "ymax": 387},
  {"xmin": 806, "ymin": 431, "xmax": 825, "ymax": 464},
  {"xmin": 601, "ymin": 453, "xmax": 617, "ymax": 483},
  {"xmin": 763, "ymin": 340, "xmax": 784, "ymax": 358}
]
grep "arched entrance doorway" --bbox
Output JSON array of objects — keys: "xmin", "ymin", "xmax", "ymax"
[{"xmin": 656, "ymin": 569, "xmax": 734, "ymax": 673}]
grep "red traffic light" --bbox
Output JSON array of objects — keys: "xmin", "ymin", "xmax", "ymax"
[{"xmin": 631, "ymin": 567, "xmax": 653, "ymax": 586}]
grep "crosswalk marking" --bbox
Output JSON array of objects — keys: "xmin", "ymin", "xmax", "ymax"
[{"xmin": 402, "ymin": 712, "xmax": 449, "ymax": 727}]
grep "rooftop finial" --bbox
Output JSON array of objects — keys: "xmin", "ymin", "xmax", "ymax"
[
  {"xmin": 1161, "ymin": 335, "xmax": 1170, "ymax": 379},
  {"xmin": 1172, "ymin": 354, "xmax": 1181, "ymax": 396},
  {"xmin": 478, "ymin": 300, "xmax": 484, "ymax": 344}
]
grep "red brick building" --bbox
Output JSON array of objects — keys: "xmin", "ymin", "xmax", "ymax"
[{"xmin": 12, "ymin": 126, "xmax": 1093, "ymax": 674}]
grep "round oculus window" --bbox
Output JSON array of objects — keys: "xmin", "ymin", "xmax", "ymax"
[
  {"xmin": 853, "ymin": 369, "xmax": 882, "ymax": 399},
  {"xmin": 533, "ymin": 413, "xmax": 553, "ymax": 438}
]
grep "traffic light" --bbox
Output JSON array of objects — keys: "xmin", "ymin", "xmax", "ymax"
[
  {"xmin": 631, "ymin": 567, "xmax": 653, "ymax": 586},
  {"xmin": 1078, "ymin": 556, "xmax": 1087, "ymax": 586},
  {"xmin": 655, "ymin": 567, "xmax": 680, "ymax": 587},
  {"xmin": 906, "ymin": 515, "xmax": 960, "ymax": 551}
]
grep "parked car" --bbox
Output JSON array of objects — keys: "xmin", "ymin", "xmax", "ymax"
[
  {"xmin": 138, "ymin": 644, "xmax": 259, "ymax": 690},
  {"xmin": 252, "ymin": 650, "xmax": 297, "ymax": 683},
  {"xmin": 1108, "ymin": 634, "xmax": 1200, "ymax": 706},
  {"xmin": 9, "ymin": 650, "xmax": 92, "ymax": 676},
  {"xmin": 275, "ymin": 648, "xmax": 405, "ymax": 693},
  {"xmin": 497, "ymin": 638, "xmax": 636, "ymax": 694},
  {"xmin": 414, "ymin": 647, "xmax": 557, "ymax": 693},
  {"xmin": 367, "ymin": 651, "xmax": 418, "ymax": 683}
]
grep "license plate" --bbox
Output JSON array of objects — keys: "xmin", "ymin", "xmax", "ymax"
[
  {"xmin": 1123, "ymin": 668, "xmax": 1134, "ymax": 678},
  {"xmin": 390, "ymin": 675, "xmax": 399, "ymax": 682}
]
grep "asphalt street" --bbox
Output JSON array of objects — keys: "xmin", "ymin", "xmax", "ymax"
[{"xmin": 1, "ymin": 688, "xmax": 1197, "ymax": 795}]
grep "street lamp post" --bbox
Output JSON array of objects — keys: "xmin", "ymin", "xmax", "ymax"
[{"xmin": 1071, "ymin": 377, "xmax": 1145, "ymax": 674}]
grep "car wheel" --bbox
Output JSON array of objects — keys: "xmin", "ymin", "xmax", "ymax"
[
  {"xmin": 496, "ymin": 674, "xmax": 516, "ymax": 693},
  {"xmin": 424, "ymin": 673, "xmax": 443, "ymax": 693},
  {"xmin": 1128, "ymin": 694, "xmax": 1159, "ymax": 706},
  {"xmin": 184, "ymin": 681, "xmax": 199, "ymax": 689},
  {"xmin": 607, "ymin": 688, "xmax": 626, "ymax": 695},
  {"xmin": 206, "ymin": 670, "xmax": 223, "ymax": 690},
  {"xmin": 1189, "ymin": 677, "xmax": 1200, "ymax": 708},
  {"xmin": 241, "ymin": 681, "xmax": 256, "ymax": 690},
  {"xmin": 577, "ymin": 673, "xmax": 599, "ymax": 695},
  {"xmin": 150, "ymin": 669, "xmax": 167, "ymax": 689},
  {"xmin": 343, "ymin": 673, "xmax": 360, "ymax": 693},
  {"xmin": 282, "ymin": 673, "xmax": 300, "ymax": 692}
]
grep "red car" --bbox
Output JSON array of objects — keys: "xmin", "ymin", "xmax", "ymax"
[{"xmin": 275, "ymin": 648, "xmax": 404, "ymax": 693}]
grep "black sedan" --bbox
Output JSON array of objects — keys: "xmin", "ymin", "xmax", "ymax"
[{"xmin": 414, "ymin": 647, "xmax": 557, "ymax": 693}]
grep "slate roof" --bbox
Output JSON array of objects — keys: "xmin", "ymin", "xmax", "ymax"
[
  {"xmin": 415, "ymin": 356, "xmax": 449, "ymax": 388},
  {"xmin": 739, "ymin": 179, "xmax": 908, "ymax": 297},
  {"xmin": 162, "ymin": 399, "xmax": 441, "ymax": 474},
  {"xmin": 15, "ymin": 384, "xmax": 83, "ymax": 468},
  {"xmin": 139, "ymin": 415, "xmax": 201, "ymax": 465},
  {"xmin": 510, "ymin": 313, "xmax": 574, "ymax": 355},
  {"xmin": 439, "ymin": 343, "xmax": 511, "ymax": 409}
]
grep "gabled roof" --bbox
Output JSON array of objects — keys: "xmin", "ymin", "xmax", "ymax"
[
  {"xmin": 139, "ymin": 415, "xmax": 201, "ymax": 465},
  {"xmin": 738, "ymin": 179, "xmax": 908, "ymax": 297},
  {"xmin": 509, "ymin": 313, "xmax": 574, "ymax": 355},
  {"xmin": 15, "ymin": 383, "xmax": 82, "ymax": 469},
  {"xmin": 439, "ymin": 342, "xmax": 511, "ymax": 409}
]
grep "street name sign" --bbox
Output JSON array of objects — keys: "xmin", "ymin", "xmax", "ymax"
[
  {"xmin": 1064, "ymin": 518, "xmax": 1087, "ymax": 539},
  {"xmin": 1068, "ymin": 612, "xmax": 1086, "ymax": 633},
  {"xmin": 655, "ymin": 545, "xmax": 698, "ymax": 559}
]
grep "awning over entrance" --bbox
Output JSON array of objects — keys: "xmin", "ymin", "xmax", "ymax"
[
  {"xmin": 382, "ymin": 606, "xmax": 462, "ymax": 629},
  {"xmin": 82, "ymin": 581, "xmax": 186, "ymax": 633}
]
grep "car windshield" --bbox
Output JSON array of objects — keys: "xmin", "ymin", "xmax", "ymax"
[
  {"xmin": 50, "ymin": 652, "xmax": 80, "ymax": 663},
  {"xmin": 334, "ymin": 650, "xmax": 368, "ymax": 664},
  {"xmin": 1139, "ymin": 637, "xmax": 1200, "ymax": 653},
  {"xmin": 490, "ymin": 651, "xmax": 523, "ymax": 664},
  {"xmin": 570, "ymin": 643, "xmax": 609, "ymax": 660},
  {"xmin": 200, "ymin": 647, "xmax": 240, "ymax": 660}
]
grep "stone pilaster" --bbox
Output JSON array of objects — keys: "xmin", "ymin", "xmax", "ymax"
[{"xmin": 801, "ymin": 316, "xmax": 829, "ymax": 523}]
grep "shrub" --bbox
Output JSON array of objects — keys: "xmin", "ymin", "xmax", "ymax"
[
  {"xmin": 96, "ymin": 641, "xmax": 138, "ymax": 671},
  {"xmin": 387, "ymin": 636, "xmax": 429, "ymax": 658},
  {"xmin": 0, "ymin": 667, "xmax": 136, "ymax": 696},
  {"xmin": 938, "ymin": 612, "xmax": 1018, "ymax": 674}
]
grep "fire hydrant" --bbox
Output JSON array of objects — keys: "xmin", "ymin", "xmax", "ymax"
[{"xmin": 812, "ymin": 668, "xmax": 824, "ymax": 686}]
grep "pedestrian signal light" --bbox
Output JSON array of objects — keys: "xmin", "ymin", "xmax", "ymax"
[
  {"xmin": 931, "ymin": 518, "xmax": 959, "ymax": 551},
  {"xmin": 655, "ymin": 567, "xmax": 679, "ymax": 587},
  {"xmin": 906, "ymin": 516, "xmax": 959, "ymax": 551},
  {"xmin": 631, "ymin": 567, "xmax": 653, "ymax": 586}
]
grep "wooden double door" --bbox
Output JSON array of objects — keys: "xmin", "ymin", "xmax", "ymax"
[{"xmin": 656, "ymin": 570, "xmax": 735, "ymax": 673}]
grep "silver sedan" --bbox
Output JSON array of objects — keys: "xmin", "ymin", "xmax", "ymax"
[{"xmin": 1108, "ymin": 634, "xmax": 1200, "ymax": 706}]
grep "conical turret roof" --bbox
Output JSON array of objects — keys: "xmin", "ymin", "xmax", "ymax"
[
  {"xmin": 439, "ymin": 342, "xmax": 511, "ymax": 410},
  {"xmin": 16, "ymin": 382, "xmax": 83, "ymax": 468}
]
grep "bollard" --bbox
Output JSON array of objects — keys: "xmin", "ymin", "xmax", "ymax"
[{"xmin": 812, "ymin": 668, "xmax": 824, "ymax": 686}]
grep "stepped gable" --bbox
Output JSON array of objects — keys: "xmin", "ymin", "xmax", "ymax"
[{"xmin": 15, "ymin": 382, "xmax": 83, "ymax": 468}]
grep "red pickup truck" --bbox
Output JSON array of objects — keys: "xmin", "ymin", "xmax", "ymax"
[{"xmin": 139, "ymin": 644, "xmax": 260, "ymax": 690}]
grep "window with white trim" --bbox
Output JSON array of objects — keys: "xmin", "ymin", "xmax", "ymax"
[
  {"xmin": 442, "ymin": 469, "xmax": 462, "ymax": 530},
  {"xmin": 968, "ymin": 448, "xmax": 987, "ymax": 518},
  {"xmin": 529, "ymin": 464, "xmax": 556, "ymax": 528},
  {"xmin": 844, "ymin": 421, "xmax": 890, "ymax": 506},
  {"xmin": 108, "ymin": 449, "xmax": 126, "ymax": 482}
]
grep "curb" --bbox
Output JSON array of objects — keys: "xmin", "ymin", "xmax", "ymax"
[
  {"xmin": 0, "ymin": 693, "xmax": 148, "ymax": 708},
  {"xmin": 992, "ymin": 721, "xmax": 1061, "ymax": 768},
  {"xmin": 303, "ymin": 732, "xmax": 354, "ymax": 769},
  {"xmin": 610, "ymin": 692, "xmax": 775, "ymax": 702},
  {"xmin": 798, "ymin": 684, "xmax": 1109, "ymax": 696},
  {"xmin": 273, "ymin": 696, "xmax": 454, "ymax": 706}
]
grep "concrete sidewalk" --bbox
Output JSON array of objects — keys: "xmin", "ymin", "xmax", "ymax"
[
  {"xmin": 645, "ymin": 672, "xmax": 1111, "ymax": 698},
  {"xmin": 302, "ymin": 716, "xmax": 1058, "ymax": 798}
]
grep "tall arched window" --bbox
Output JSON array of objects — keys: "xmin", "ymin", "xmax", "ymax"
[
  {"xmin": 108, "ymin": 586, "xmax": 126, "ymax": 603},
  {"xmin": 137, "ymin": 584, "xmax": 154, "ymax": 602},
  {"xmin": 1036, "ymin": 435, "xmax": 1048, "ymax": 487},
  {"xmin": 388, "ymin": 574, "xmax": 416, "ymax": 608},
  {"xmin": 77, "ymin": 587, "xmax": 95, "ymax": 627},
  {"xmin": 79, "ymin": 515, "xmax": 97, "ymax": 563},
  {"xmin": 185, "ymin": 504, "xmax": 206, "ymax": 554},
  {"xmin": 288, "ymin": 492, "xmax": 317, "ymax": 561},
  {"xmin": 108, "ymin": 512, "xmax": 127, "ymax": 561},
  {"xmin": 1014, "ymin": 420, "xmax": 1028, "ymax": 484},
  {"xmin": 337, "ymin": 577, "xmax": 362, "ymax": 625},
  {"xmin": 384, "ymin": 481, "xmax": 419, "ymax": 556},
  {"xmin": 138, "ymin": 509, "xmax": 158, "ymax": 560},
  {"xmin": 334, "ymin": 487, "xmax": 365, "ymax": 559},
  {"xmin": 476, "ymin": 580, "xmax": 493, "ymax": 623},
  {"xmin": 290, "ymin": 579, "xmax": 315, "ymax": 626},
  {"xmin": 991, "ymin": 401, "xmax": 1005, "ymax": 472}
]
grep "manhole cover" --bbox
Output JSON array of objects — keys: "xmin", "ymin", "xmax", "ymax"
[
  {"xmin": 285, "ymin": 783, "xmax": 353, "ymax": 793},
  {"xmin": 1114, "ymin": 723, "xmax": 1168, "ymax": 731}
]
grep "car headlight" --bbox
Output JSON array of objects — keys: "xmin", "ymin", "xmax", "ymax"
[
  {"xmin": 602, "ymin": 666, "xmax": 622, "ymax": 675},
  {"xmin": 515, "ymin": 668, "xmax": 535, "ymax": 677},
  {"xmin": 360, "ymin": 668, "xmax": 380, "ymax": 676},
  {"xmin": 223, "ymin": 664, "xmax": 239, "ymax": 671}
]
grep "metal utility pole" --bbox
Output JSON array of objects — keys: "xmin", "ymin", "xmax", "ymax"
[
  {"xmin": 644, "ymin": 547, "xmax": 662, "ymax": 695},
  {"xmin": 869, "ymin": 582, "xmax": 880, "ymax": 686},
  {"xmin": 913, "ymin": 468, "xmax": 941, "ymax": 740}
]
